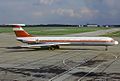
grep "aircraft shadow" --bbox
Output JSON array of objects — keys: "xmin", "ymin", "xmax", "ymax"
[
  {"xmin": 0, "ymin": 46, "xmax": 47, "ymax": 53},
  {"xmin": 0, "ymin": 46, "xmax": 103, "ymax": 53},
  {"xmin": 59, "ymin": 48, "xmax": 102, "ymax": 51}
]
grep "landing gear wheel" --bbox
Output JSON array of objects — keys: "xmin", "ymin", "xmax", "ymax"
[
  {"xmin": 105, "ymin": 46, "xmax": 108, "ymax": 51},
  {"xmin": 49, "ymin": 46, "xmax": 55, "ymax": 50},
  {"xmin": 55, "ymin": 45, "xmax": 60, "ymax": 49},
  {"xmin": 49, "ymin": 45, "xmax": 60, "ymax": 50}
]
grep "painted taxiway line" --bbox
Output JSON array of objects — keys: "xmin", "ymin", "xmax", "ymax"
[{"xmin": 77, "ymin": 53, "xmax": 118, "ymax": 81}]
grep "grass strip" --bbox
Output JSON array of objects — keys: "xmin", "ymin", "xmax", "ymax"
[
  {"xmin": 0, "ymin": 27, "xmax": 109, "ymax": 35},
  {"xmin": 102, "ymin": 31, "xmax": 120, "ymax": 37}
]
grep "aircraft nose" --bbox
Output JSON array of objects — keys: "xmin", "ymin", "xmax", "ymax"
[{"xmin": 114, "ymin": 41, "xmax": 119, "ymax": 45}]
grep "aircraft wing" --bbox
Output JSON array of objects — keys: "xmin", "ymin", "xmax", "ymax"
[{"xmin": 20, "ymin": 42, "xmax": 70, "ymax": 48}]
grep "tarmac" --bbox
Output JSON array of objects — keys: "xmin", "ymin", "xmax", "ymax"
[{"xmin": 0, "ymin": 28, "xmax": 120, "ymax": 81}]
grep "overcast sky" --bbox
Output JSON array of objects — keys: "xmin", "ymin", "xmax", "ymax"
[{"xmin": 0, "ymin": 0, "xmax": 120, "ymax": 25}]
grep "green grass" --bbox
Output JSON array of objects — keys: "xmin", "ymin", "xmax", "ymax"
[
  {"xmin": 0, "ymin": 27, "xmax": 109, "ymax": 35},
  {"xmin": 0, "ymin": 27, "xmax": 12, "ymax": 33},
  {"xmin": 24, "ymin": 27, "xmax": 109, "ymax": 35},
  {"xmin": 102, "ymin": 31, "xmax": 120, "ymax": 37}
]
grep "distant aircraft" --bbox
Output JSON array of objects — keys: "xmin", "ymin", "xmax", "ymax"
[{"xmin": 13, "ymin": 25, "xmax": 118, "ymax": 50}]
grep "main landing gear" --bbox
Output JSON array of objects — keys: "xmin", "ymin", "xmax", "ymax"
[
  {"xmin": 49, "ymin": 45, "xmax": 60, "ymax": 50},
  {"xmin": 105, "ymin": 46, "xmax": 108, "ymax": 51}
]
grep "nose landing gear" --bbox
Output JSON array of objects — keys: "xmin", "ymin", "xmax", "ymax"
[{"xmin": 105, "ymin": 46, "xmax": 108, "ymax": 51}]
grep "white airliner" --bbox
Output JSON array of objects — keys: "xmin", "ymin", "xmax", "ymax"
[{"xmin": 13, "ymin": 25, "xmax": 118, "ymax": 50}]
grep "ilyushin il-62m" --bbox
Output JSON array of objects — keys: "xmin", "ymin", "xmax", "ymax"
[{"xmin": 13, "ymin": 25, "xmax": 119, "ymax": 50}]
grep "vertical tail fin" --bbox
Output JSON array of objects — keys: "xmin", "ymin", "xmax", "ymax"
[{"xmin": 13, "ymin": 25, "xmax": 32, "ymax": 37}]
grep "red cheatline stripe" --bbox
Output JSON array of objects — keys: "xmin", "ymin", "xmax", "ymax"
[{"xmin": 26, "ymin": 39, "xmax": 113, "ymax": 43}]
